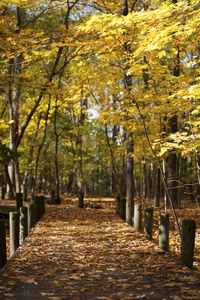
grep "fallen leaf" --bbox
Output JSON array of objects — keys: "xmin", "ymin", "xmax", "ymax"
[
  {"xmin": 7, "ymin": 271, "xmax": 17, "ymax": 277},
  {"xmin": 25, "ymin": 278, "xmax": 37, "ymax": 284},
  {"xmin": 136, "ymin": 294, "xmax": 147, "ymax": 299}
]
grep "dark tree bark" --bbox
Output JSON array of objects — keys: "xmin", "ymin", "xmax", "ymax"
[
  {"xmin": 120, "ymin": 151, "xmax": 126, "ymax": 197},
  {"xmin": 168, "ymin": 115, "xmax": 178, "ymax": 208},
  {"xmin": 67, "ymin": 173, "xmax": 75, "ymax": 193},
  {"xmin": 142, "ymin": 158, "xmax": 147, "ymax": 199},
  {"xmin": 126, "ymin": 131, "xmax": 134, "ymax": 225},
  {"xmin": 154, "ymin": 167, "xmax": 160, "ymax": 207},
  {"xmin": 167, "ymin": 0, "xmax": 180, "ymax": 208},
  {"xmin": 76, "ymin": 91, "xmax": 87, "ymax": 193},
  {"xmin": 31, "ymin": 97, "xmax": 50, "ymax": 198},
  {"xmin": 122, "ymin": 0, "xmax": 134, "ymax": 225},
  {"xmin": 54, "ymin": 98, "xmax": 60, "ymax": 201},
  {"xmin": 122, "ymin": 0, "xmax": 128, "ymax": 15},
  {"xmin": 105, "ymin": 125, "xmax": 121, "ymax": 196},
  {"xmin": 4, "ymin": 166, "xmax": 14, "ymax": 199}
]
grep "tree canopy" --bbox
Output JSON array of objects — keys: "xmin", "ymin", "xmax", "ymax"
[{"xmin": 0, "ymin": 0, "xmax": 200, "ymax": 201}]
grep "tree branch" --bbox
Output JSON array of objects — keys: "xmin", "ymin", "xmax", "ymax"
[{"xmin": 16, "ymin": 47, "xmax": 63, "ymax": 148}]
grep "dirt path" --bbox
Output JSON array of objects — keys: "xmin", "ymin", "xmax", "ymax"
[{"xmin": 0, "ymin": 199, "xmax": 199, "ymax": 300}]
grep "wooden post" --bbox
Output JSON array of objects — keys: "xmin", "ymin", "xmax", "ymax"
[
  {"xmin": 30, "ymin": 198, "xmax": 39, "ymax": 224},
  {"xmin": 116, "ymin": 194, "xmax": 120, "ymax": 215},
  {"xmin": 50, "ymin": 190, "xmax": 55, "ymax": 204},
  {"xmin": 16, "ymin": 192, "xmax": 23, "ymax": 213},
  {"xmin": 144, "ymin": 207, "xmax": 153, "ymax": 240},
  {"xmin": 180, "ymin": 220, "xmax": 196, "ymax": 269},
  {"xmin": 120, "ymin": 198, "xmax": 126, "ymax": 221},
  {"xmin": 78, "ymin": 192, "xmax": 84, "ymax": 208},
  {"xmin": 23, "ymin": 188, "xmax": 28, "ymax": 202},
  {"xmin": 38, "ymin": 195, "xmax": 45, "ymax": 218},
  {"xmin": 20, "ymin": 207, "xmax": 28, "ymax": 244},
  {"xmin": 1, "ymin": 187, "xmax": 6, "ymax": 200},
  {"xmin": 33, "ymin": 196, "xmax": 44, "ymax": 219},
  {"xmin": 159, "ymin": 212, "xmax": 169, "ymax": 251},
  {"xmin": 134, "ymin": 203, "xmax": 142, "ymax": 231},
  {"xmin": 0, "ymin": 220, "xmax": 7, "ymax": 268},
  {"xmin": 42, "ymin": 195, "xmax": 45, "ymax": 215},
  {"xmin": 9, "ymin": 212, "xmax": 19, "ymax": 257},
  {"xmin": 27, "ymin": 203, "xmax": 34, "ymax": 234}
]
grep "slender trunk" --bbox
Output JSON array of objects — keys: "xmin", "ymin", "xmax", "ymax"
[
  {"xmin": 122, "ymin": 0, "xmax": 134, "ymax": 225},
  {"xmin": 4, "ymin": 166, "xmax": 14, "ymax": 199},
  {"xmin": 54, "ymin": 99, "xmax": 60, "ymax": 200},
  {"xmin": 188, "ymin": 156, "xmax": 193, "ymax": 198},
  {"xmin": 154, "ymin": 167, "xmax": 160, "ymax": 207},
  {"xmin": 111, "ymin": 120, "xmax": 118, "ymax": 194},
  {"xmin": 31, "ymin": 97, "xmax": 50, "ymax": 198},
  {"xmin": 167, "ymin": 0, "xmax": 180, "ymax": 208},
  {"xmin": 24, "ymin": 112, "xmax": 42, "ymax": 191},
  {"xmin": 120, "ymin": 151, "xmax": 126, "ymax": 197},
  {"xmin": 168, "ymin": 112, "xmax": 178, "ymax": 209},
  {"xmin": 126, "ymin": 131, "xmax": 134, "ymax": 225},
  {"xmin": 67, "ymin": 173, "xmax": 75, "ymax": 193},
  {"xmin": 142, "ymin": 158, "xmax": 147, "ymax": 199},
  {"xmin": 105, "ymin": 125, "xmax": 121, "ymax": 196},
  {"xmin": 7, "ymin": 7, "xmax": 23, "ymax": 195},
  {"xmin": 76, "ymin": 91, "xmax": 86, "ymax": 193}
]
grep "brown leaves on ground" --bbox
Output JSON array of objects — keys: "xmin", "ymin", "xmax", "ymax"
[
  {"xmin": 0, "ymin": 198, "xmax": 200, "ymax": 300},
  {"xmin": 142, "ymin": 197, "xmax": 200, "ymax": 274}
]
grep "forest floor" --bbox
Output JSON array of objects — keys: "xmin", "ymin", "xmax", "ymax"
[
  {"xmin": 140, "ymin": 197, "xmax": 200, "ymax": 275},
  {"xmin": 0, "ymin": 197, "xmax": 200, "ymax": 299}
]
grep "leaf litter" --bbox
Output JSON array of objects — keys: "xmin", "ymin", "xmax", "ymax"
[{"xmin": 0, "ymin": 197, "xmax": 199, "ymax": 299}]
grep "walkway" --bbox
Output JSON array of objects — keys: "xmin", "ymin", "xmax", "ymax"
[{"xmin": 0, "ymin": 199, "xmax": 200, "ymax": 299}]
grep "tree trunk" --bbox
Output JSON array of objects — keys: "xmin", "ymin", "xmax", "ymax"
[
  {"xmin": 167, "ymin": 2, "xmax": 180, "ymax": 207},
  {"xmin": 76, "ymin": 91, "xmax": 86, "ymax": 193},
  {"xmin": 122, "ymin": 0, "xmax": 134, "ymax": 225},
  {"xmin": 54, "ymin": 99, "xmax": 60, "ymax": 201},
  {"xmin": 120, "ymin": 151, "xmax": 126, "ymax": 197},
  {"xmin": 142, "ymin": 158, "xmax": 147, "ymax": 199},
  {"xmin": 154, "ymin": 167, "xmax": 160, "ymax": 207},
  {"xmin": 126, "ymin": 132, "xmax": 134, "ymax": 225},
  {"xmin": 67, "ymin": 173, "xmax": 75, "ymax": 193},
  {"xmin": 4, "ymin": 166, "xmax": 14, "ymax": 200},
  {"xmin": 168, "ymin": 116, "xmax": 178, "ymax": 208},
  {"xmin": 31, "ymin": 98, "xmax": 50, "ymax": 198},
  {"xmin": 105, "ymin": 125, "xmax": 121, "ymax": 196}
]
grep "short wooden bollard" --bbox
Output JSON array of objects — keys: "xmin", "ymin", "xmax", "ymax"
[
  {"xmin": 9, "ymin": 212, "xmax": 19, "ymax": 257},
  {"xmin": 20, "ymin": 207, "xmax": 28, "ymax": 244},
  {"xmin": 27, "ymin": 203, "xmax": 35, "ymax": 234},
  {"xmin": 50, "ymin": 190, "xmax": 55, "ymax": 204},
  {"xmin": 78, "ymin": 192, "xmax": 84, "ymax": 208},
  {"xmin": 159, "ymin": 212, "xmax": 169, "ymax": 251},
  {"xmin": 30, "ymin": 199, "xmax": 40, "ymax": 225},
  {"xmin": 180, "ymin": 220, "xmax": 196, "ymax": 269},
  {"xmin": 38, "ymin": 195, "xmax": 45, "ymax": 216},
  {"xmin": 41, "ymin": 196, "xmax": 45, "ymax": 215},
  {"xmin": 23, "ymin": 188, "xmax": 28, "ymax": 202},
  {"xmin": 1, "ymin": 187, "xmax": 6, "ymax": 200},
  {"xmin": 0, "ymin": 220, "xmax": 7, "ymax": 268},
  {"xmin": 116, "ymin": 194, "xmax": 120, "ymax": 215},
  {"xmin": 34, "ymin": 196, "xmax": 45, "ymax": 219},
  {"xmin": 120, "ymin": 198, "xmax": 126, "ymax": 221},
  {"xmin": 16, "ymin": 193, "xmax": 23, "ymax": 213},
  {"xmin": 134, "ymin": 203, "xmax": 142, "ymax": 231},
  {"xmin": 144, "ymin": 207, "xmax": 153, "ymax": 240}
]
